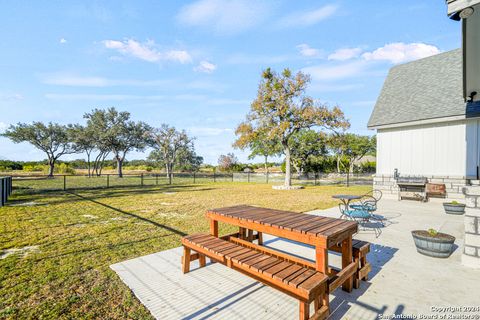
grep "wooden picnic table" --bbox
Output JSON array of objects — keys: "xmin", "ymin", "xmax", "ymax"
[{"xmin": 206, "ymin": 205, "xmax": 358, "ymax": 292}]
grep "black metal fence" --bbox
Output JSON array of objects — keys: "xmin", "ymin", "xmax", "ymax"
[
  {"xmin": 0, "ymin": 176, "xmax": 13, "ymax": 206},
  {"xmin": 10, "ymin": 172, "xmax": 373, "ymax": 193}
]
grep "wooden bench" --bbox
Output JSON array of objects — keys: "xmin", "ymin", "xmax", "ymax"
[
  {"xmin": 331, "ymin": 239, "xmax": 371, "ymax": 289},
  {"xmin": 182, "ymin": 234, "xmax": 330, "ymax": 320}
]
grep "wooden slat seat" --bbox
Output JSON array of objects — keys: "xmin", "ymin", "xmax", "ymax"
[
  {"xmin": 331, "ymin": 239, "xmax": 371, "ymax": 289},
  {"xmin": 182, "ymin": 234, "xmax": 329, "ymax": 320}
]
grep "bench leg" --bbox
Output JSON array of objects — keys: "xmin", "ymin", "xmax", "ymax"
[
  {"xmin": 182, "ymin": 246, "xmax": 191, "ymax": 274},
  {"xmin": 299, "ymin": 301, "xmax": 309, "ymax": 320},
  {"xmin": 199, "ymin": 254, "xmax": 206, "ymax": 267},
  {"xmin": 361, "ymin": 255, "xmax": 368, "ymax": 281},
  {"xmin": 353, "ymin": 255, "xmax": 360, "ymax": 289},
  {"xmin": 257, "ymin": 231, "xmax": 263, "ymax": 245}
]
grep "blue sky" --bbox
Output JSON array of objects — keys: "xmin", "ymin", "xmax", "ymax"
[{"xmin": 0, "ymin": 1, "xmax": 461, "ymax": 164}]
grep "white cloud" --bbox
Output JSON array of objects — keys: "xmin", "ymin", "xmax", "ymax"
[
  {"xmin": 362, "ymin": 42, "xmax": 441, "ymax": 64},
  {"xmin": 194, "ymin": 60, "xmax": 217, "ymax": 73},
  {"xmin": 302, "ymin": 61, "xmax": 366, "ymax": 81},
  {"xmin": 0, "ymin": 122, "xmax": 8, "ymax": 132},
  {"xmin": 177, "ymin": 0, "xmax": 270, "ymax": 34},
  {"xmin": 296, "ymin": 44, "xmax": 321, "ymax": 57},
  {"xmin": 60, "ymin": 38, "xmax": 67, "ymax": 44},
  {"xmin": 328, "ymin": 47, "xmax": 362, "ymax": 61},
  {"xmin": 102, "ymin": 39, "xmax": 192, "ymax": 64},
  {"xmin": 278, "ymin": 4, "xmax": 338, "ymax": 28}
]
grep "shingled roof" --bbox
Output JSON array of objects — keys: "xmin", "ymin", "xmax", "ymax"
[{"xmin": 368, "ymin": 49, "xmax": 466, "ymax": 128}]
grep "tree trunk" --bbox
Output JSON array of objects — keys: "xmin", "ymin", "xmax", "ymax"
[
  {"xmin": 116, "ymin": 157, "xmax": 123, "ymax": 178},
  {"xmin": 86, "ymin": 152, "xmax": 91, "ymax": 177},
  {"xmin": 264, "ymin": 155, "xmax": 268, "ymax": 174},
  {"xmin": 48, "ymin": 160, "xmax": 55, "ymax": 177},
  {"xmin": 337, "ymin": 156, "xmax": 341, "ymax": 173},
  {"xmin": 284, "ymin": 144, "xmax": 291, "ymax": 187}
]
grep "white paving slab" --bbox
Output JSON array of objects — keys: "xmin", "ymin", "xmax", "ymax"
[{"xmin": 111, "ymin": 199, "xmax": 480, "ymax": 320}]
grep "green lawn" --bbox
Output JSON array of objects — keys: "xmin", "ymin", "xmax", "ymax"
[{"xmin": 0, "ymin": 182, "xmax": 370, "ymax": 319}]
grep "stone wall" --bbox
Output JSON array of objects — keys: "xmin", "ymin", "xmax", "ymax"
[
  {"xmin": 462, "ymin": 186, "xmax": 480, "ymax": 268},
  {"xmin": 373, "ymin": 174, "xmax": 468, "ymax": 199}
]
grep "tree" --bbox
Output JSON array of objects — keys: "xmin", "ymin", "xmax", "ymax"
[
  {"xmin": 2, "ymin": 122, "xmax": 76, "ymax": 177},
  {"xmin": 327, "ymin": 132, "xmax": 348, "ymax": 173},
  {"xmin": 147, "ymin": 124, "xmax": 194, "ymax": 183},
  {"xmin": 84, "ymin": 108, "xmax": 150, "ymax": 178},
  {"xmin": 217, "ymin": 153, "xmax": 238, "ymax": 172},
  {"xmin": 289, "ymin": 129, "xmax": 329, "ymax": 174},
  {"xmin": 235, "ymin": 68, "xmax": 350, "ymax": 187},
  {"xmin": 234, "ymin": 133, "xmax": 281, "ymax": 174},
  {"xmin": 339, "ymin": 133, "xmax": 376, "ymax": 173},
  {"xmin": 71, "ymin": 124, "xmax": 96, "ymax": 177}
]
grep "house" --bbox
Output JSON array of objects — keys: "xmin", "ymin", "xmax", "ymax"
[{"xmin": 368, "ymin": 49, "xmax": 480, "ymax": 199}]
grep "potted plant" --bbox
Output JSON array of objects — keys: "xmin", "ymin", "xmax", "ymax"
[
  {"xmin": 442, "ymin": 200, "xmax": 466, "ymax": 215},
  {"xmin": 411, "ymin": 229, "xmax": 456, "ymax": 258}
]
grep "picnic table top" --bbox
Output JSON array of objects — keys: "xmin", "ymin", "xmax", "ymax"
[{"xmin": 206, "ymin": 205, "xmax": 357, "ymax": 247}]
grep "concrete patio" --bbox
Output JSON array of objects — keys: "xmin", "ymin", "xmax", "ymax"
[{"xmin": 111, "ymin": 198, "xmax": 480, "ymax": 319}]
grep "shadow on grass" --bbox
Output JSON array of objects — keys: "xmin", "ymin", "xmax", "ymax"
[
  {"xmin": 9, "ymin": 184, "xmax": 215, "ymax": 207},
  {"xmin": 68, "ymin": 192, "xmax": 187, "ymax": 237}
]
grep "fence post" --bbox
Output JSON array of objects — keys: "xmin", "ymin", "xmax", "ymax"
[
  {"xmin": 248, "ymin": 172, "xmax": 250, "ymax": 183},
  {"xmin": 156, "ymin": 174, "xmax": 158, "ymax": 185},
  {"xmin": 266, "ymin": 171, "xmax": 269, "ymax": 184},
  {"xmin": 231, "ymin": 172, "xmax": 234, "ymax": 182},
  {"xmin": 193, "ymin": 172, "xmax": 196, "ymax": 184},
  {"xmin": 63, "ymin": 175, "xmax": 66, "ymax": 191},
  {"xmin": 213, "ymin": 170, "xmax": 216, "ymax": 183},
  {"xmin": 346, "ymin": 172, "xmax": 350, "ymax": 187},
  {"xmin": 314, "ymin": 173, "xmax": 317, "ymax": 186},
  {"xmin": 141, "ymin": 173, "xmax": 144, "ymax": 186},
  {"xmin": 107, "ymin": 174, "xmax": 110, "ymax": 188}
]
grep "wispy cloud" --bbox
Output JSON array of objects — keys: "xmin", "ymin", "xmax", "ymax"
[
  {"xmin": 0, "ymin": 93, "xmax": 24, "ymax": 101},
  {"xmin": 278, "ymin": 4, "xmax": 338, "ymax": 28},
  {"xmin": 302, "ymin": 61, "xmax": 366, "ymax": 81},
  {"xmin": 226, "ymin": 53, "xmax": 290, "ymax": 65},
  {"xmin": 194, "ymin": 60, "xmax": 217, "ymax": 73},
  {"xmin": 328, "ymin": 47, "xmax": 362, "ymax": 61},
  {"xmin": 102, "ymin": 39, "xmax": 192, "ymax": 64},
  {"xmin": 59, "ymin": 38, "xmax": 67, "ymax": 44},
  {"xmin": 296, "ymin": 44, "xmax": 322, "ymax": 58},
  {"xmin": 40, "ymin": 74, "xmax": 175, "ymax": 87},
  {"xmin": 187, "ymin": 127, "xmax": 233, "ymax": 136},
  {"xmin": 362, "ymin": 42, "xmax": 440, "ymax": 64},
  {"xmin": 44, "ymin": 93, "xmax": 165, "ymax": 101},
  {"xmin": 177, "ymin": 0, "xmax": 270, "ymax": 35}
]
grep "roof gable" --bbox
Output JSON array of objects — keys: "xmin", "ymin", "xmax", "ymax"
[{"xmin": 368, "ymin": 49, "xmax": 466, "ymax": 128}]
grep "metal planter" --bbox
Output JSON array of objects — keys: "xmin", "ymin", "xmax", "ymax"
[
  {"xmin": 411, "ymin": 230, "xmax": 456, "ymax": 258},
  {"xmin": 442, "ymin": 203, "xmax": 466, "ymax": 215}
]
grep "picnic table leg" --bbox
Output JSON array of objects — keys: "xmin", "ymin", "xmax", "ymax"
[
  {"xmin": 341, "ymin": 236, "xmax": 353, "ymax": 292},
  {"xmin": 299, "ymin": 301, "xmax": 309, "ymax": 320},
  {"xmin": 257, "ymin": 231, "xmax": 263, "ymax": 245},
  {"xmin": 315, "ymin": 246, "xmax": 328, "ymax": 274},
  {"xmin": 239, "ymin": 227, "xmax": 246, "ymax": 239},
  {"xmin": 210, "ymin": 219, "xmax": 218, "ymax": 237}
]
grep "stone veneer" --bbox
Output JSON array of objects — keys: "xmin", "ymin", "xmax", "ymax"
[
  {"xmin": 373, "ymin": 174, "xmax": 468, "ymax": 199},
  {"xmin": 462, "ymin": 185, "xmax": 480, "ymax": 268}
]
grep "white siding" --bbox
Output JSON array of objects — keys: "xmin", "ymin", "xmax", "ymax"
[{"xmin": 376, "ymin": 120, "xmax": 476, "ymax": 177}]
